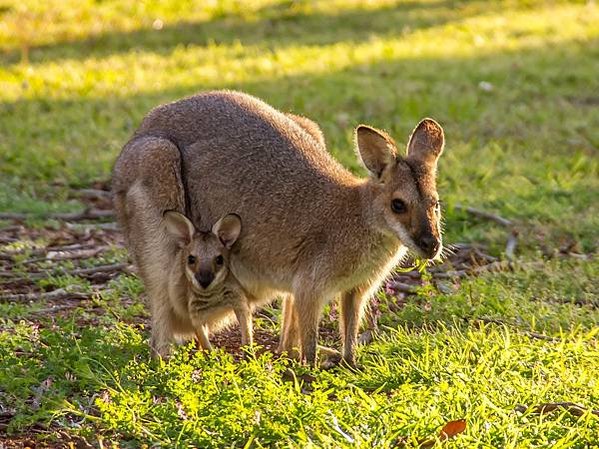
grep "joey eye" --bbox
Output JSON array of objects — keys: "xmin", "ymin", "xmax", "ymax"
[
  {"xmin": 434, "ymin": 200, "xmax": 441, "ymax": 211},
  {"xmin": 187, "ymin": 255, "xmax": 196, "ymax": 265},
  {"xmin": 391, "ymin": 198, "xmax": 407, "ymax": 214},
  {"xmin": 215, "ymin": 255, "xmax": 224, "ymax": 266}
]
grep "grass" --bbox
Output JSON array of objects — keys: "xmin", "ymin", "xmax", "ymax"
[{"xmin": 0, "ymin": 0, "xmax": 598, "ymax": 447}]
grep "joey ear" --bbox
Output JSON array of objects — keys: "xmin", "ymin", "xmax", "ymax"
[
  {"xmin": 212, "ymin": 213, "xmax": 242, "ymax": 249},
  {"xmin": 163, "ymin": 211, "xmax": 195, "ymax": 246},
  {"xmin": 355, "ymin": 125, "xmax": 397, "ymax": 178},
  {"xmin": 406, "ymin": 118, "xmax": 444, "ymax": 166}
]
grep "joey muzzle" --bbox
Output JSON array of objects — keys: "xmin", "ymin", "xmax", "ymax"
[{"xmin": 195, "ymin": 271, "xmax": 214, "ymax": 289}]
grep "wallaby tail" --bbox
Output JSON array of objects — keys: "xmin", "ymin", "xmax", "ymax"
[{"xmin": 112, "ymin": 134, "xmax": 188, "ymax": 247}]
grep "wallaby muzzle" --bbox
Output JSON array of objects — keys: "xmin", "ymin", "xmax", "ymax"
[
  {"xmin": 415, "ymin": 233, "xmax": 441, "ymax": 259},
  {"xmin": 196, "ymin": 271, "xmax": 214, "ymax": 289}
]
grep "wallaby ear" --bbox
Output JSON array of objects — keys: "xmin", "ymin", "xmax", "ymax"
[
  {"xmin": 212, "ymin": 213, "xmax": 242, "ymax": 249},
  {"xmin": 355, "ymin": 125, "xmax": 397, "ymax": 178},
  {"xmin": 406, "ymin": 118, "xmax": 444, "ymax": 166},
  {"xmin": 163, "ymin": 211, "xmax": 195, "ymax": 246}
]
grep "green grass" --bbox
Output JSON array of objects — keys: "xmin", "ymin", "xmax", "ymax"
[{"xmin": 0, "ymin": 0, "xmax": 598, "ymax": 447}]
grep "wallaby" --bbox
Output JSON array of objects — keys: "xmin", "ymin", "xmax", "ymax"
[
  {"xmin": 163, "ymin": 210, "xmax": 251, "ymax": 352},
  {"xmin": 124, "ymin": 90, "xmax": 445, "ymax": 366},
  {"xmin": 112, "ymin": 136, "xmax": 250, "ymax": 358}
]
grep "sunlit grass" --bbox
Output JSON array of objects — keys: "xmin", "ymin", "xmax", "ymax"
[
  {"xmin": 1, "ymin": 3, "xmax": 597, "ymax": 102},
  {"xmin": 0, "ymin": 1, "xmax": 597, "ymax": 446}
]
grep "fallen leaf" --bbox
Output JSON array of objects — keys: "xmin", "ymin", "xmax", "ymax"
[
  {"xmin": 418, "ymin": 419, "xmax": 467, "ymax": 448},
  {"xmin": 439, "ymin": 419, "xmax": 467, "ymax": 439}
]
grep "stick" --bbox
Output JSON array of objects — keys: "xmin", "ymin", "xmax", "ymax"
[
  {"xmin": 0, "ymin": 208, "xmax": 114, "ymax": 222},
  {"xmin": 20, "ymin": 246, "xmax": 108, "ymax": 266},
  {"xmin": 75, "ymin": 189, "xmax": 112, "ymax": 201},
  {"xmin": 515, "ymin": 402, "xmax": 599, "ymax": 418},
  {"xmin": 0, "ymin": 262, "xmax": 130, "ymax": 281},
  {"xmin": 0, "ymin": 288, "xmax": 90, "ymax": 303},
  {"xmin": 474, "ymin": 318, "xmax": 558, "ymax": 342},
  {"xmin": 387, "ymin": 281, "xmax": 418, "ymax": 294},
  {"xmin": 29, "ymin": 304, "xmax": 81, "ymax": 315},
  {"xmin": 454, "ymin": 204, "xmax": 513, "ymax": 227},
  {"xmin": 0, "ymin": 243, "xmax": 98, "ymax": 259},
  {"xmin": 65, "ymin": 222, "xmax": 118, "ymax": 231}
]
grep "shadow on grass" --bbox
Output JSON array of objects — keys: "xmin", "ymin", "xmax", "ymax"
[
  {"xmin": 0, "ymin": 36, "xmax": 597, "ymax": 246},
  {"xmin": 3, "ymin": 0, "xmax": 524, "ymax": 65}
]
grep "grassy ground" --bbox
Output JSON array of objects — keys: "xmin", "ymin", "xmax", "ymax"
[{"xmin": 0, "ymin": 0, "xmax": 598, "ymax": 447}]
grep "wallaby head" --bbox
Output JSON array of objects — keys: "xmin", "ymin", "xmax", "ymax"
[
  {"xmin": 163, "ymin": 211, "xmax": 242, "ymax": 291},
  {"xmin": 356, "ymin": 118, "xmax": 445, "ymax": 260}
]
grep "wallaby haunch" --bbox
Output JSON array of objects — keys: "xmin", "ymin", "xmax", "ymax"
[
  {"xmin": 120, "ymin": 90, "xmax": 445, "ymax": 366},
  {"xmin": 112, "ymin": 137, "xmax": 250, "ymax": 358}
]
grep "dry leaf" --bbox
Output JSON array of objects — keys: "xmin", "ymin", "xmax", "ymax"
[{"xmin": 418, "ymin": 419, "xmax": 467, "ymax": 448}]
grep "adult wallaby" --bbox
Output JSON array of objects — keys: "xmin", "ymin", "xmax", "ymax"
[
  {"xmin": 112, "ymin": 137, "xmax": 250, "ymax": 358},
  {"xmin": 127, "ymin": 90, "xmax": 445, "ymax": 366}
]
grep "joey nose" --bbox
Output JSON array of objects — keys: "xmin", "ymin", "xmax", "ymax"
[
  {"xmin": 417, "ymin": 235, "xmax": 440, "ymax": 258},
  {"xmin": 195, "ymin": 271, "xmax": 214, "ymax": 289}
]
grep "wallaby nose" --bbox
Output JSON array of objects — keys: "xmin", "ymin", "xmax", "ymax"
[
  {"xmin": 195, "ymin": 271, "xmax": 214, "ymax": 289},
  {"xmin": 417, "ymin": 235, "xmax": 440, "ymax": 258}
]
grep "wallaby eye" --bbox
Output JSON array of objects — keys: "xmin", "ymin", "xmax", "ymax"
[
  {"xmin": 434, "ymin": 200, "xmax": 441, "ymax": 211},
  {"xmin": 187, "ymin": 255, "xmax": 196, "ymax": 265},
  {"xmin": 391, "ymin": 198, "xmax": 407, "ymax": 214},
  {"xmin": 215, "ymin": 255, "xmax": 224, "ymax": 266}
]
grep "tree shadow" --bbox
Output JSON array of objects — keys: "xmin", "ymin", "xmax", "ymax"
[
  {"xmin": 1, "ymin": 37, "xmax": 597, "ymax": 240},
  {"xmin": 3, "ymin": 0, "xmax": 514, "ymax": 65}
]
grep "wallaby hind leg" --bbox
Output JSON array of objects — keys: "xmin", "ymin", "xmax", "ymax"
[
  {"xmin": 339, "ymin": 285, "xmax": 370, "ymax": 367},
  {"xmin": 294, "ymin": 288, "xmax": 328, "ymax": 366},
  {"xmin": 277, "ymin": 294, "xmax": 301, "ymax": 359},
  {"xmin": 149, "ymin": 292, "xmax": 176, "ymax": 359},
  {"xmin": 233, "ymin": 301, "xmax": 253, "ymax": 347}
]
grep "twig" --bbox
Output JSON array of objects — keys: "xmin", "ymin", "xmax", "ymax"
[
  {"xmin": 433, "ymin": 260, "xmax": 545, "ymax": 279},
  {"xmin": 474, "ymin": 318, "xmax": 558, "ymax": 342},
  {"xmin": 0, "ymin": 262, "xmax": 130, "ymax": 282},
  {"xmin": 0, "ymin": 208, "xmax": 113, "ymax": 222},
  {"xmin": 29, "ymin": 304, "xmax": 81, "ymax": 315},
  {"xmin": 20, "ymin": 246, "xmax": 108, "ymax": 266},
  {"xmin": 0, "ymin": 243, "xmax": 98, "ymax": 259},
  {"xmin": 75, "ymin": 189, "xmax": 112, "ymax": 201},
  {"xmin": 515, "ymin": 402, "xmax": 599, "ymax": 418},
  {"xmin": 0, "ymin": 288, "xmax": 90, "ymax": 303},
  {"xmin": 454, "ymin": 204, "xmax": 513, "ymax": 227},
  {"xmin": 65, "ymin": 222, "xmax": 118, "ymax": 231},
  {"xmin": 387, "ymin": 281, "xmax": 418, "ymax": 293}
]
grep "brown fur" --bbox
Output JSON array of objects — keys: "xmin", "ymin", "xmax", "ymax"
[
  {"xmin": 118, "ymin": 90, "xmax": 445, "ymax": 365},
  {"xmin": 112, "ymin": 136, "xmax": 251, "ymax": 358}
]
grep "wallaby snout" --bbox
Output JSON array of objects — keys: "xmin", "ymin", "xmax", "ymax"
[
  {"xmin": 196, "ymin": 270, "xmax": 215, "ymax": 289},
  {"xmin": 415, "ymin": 233, "xmax": 441, "ymax": 259}
]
